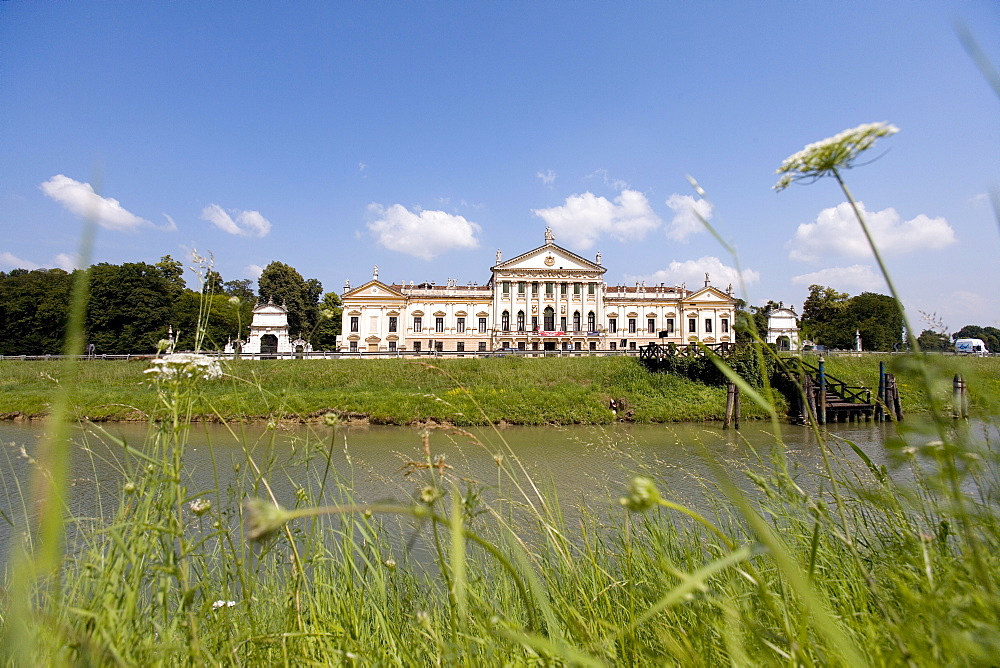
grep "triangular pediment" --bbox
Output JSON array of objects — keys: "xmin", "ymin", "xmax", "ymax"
[
  {"xmin": 687, "ymin": 286, "xmax": 734, "ymax": 303},
  {"xmin": 342, "ymin": 280, "xmax": 405, "ymax": 300},
  {"xmin": 495, "ymin": 243, "xmax": 604, "ymax": 274}
]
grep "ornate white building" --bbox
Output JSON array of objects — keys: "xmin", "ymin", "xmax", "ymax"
[
  {"xmin": 226, "ymin": 300, "xmax": 312, "ymax": 357},
  {"xmin": 766, "ymin": 306, "xmax": 801, "ymax": 351},
  {"xmin": 340, "ymin": 230, "xmax": 738, "ymax": 354}
]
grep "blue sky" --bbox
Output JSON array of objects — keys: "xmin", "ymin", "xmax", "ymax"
[{"xmin": 2, "ymin": 1, "xmax": 998, "ymax": 333}]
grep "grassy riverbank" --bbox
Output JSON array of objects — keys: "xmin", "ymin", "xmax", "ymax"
[
  {"xmin": 2, "ymin": 353, "xmax": 998, "ymax": 425},
  {"xmin": 0, "ymin": 356, "xmax": 776, "ymax": 425}
]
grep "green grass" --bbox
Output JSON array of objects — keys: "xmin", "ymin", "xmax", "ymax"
[
  {"xmin": 0, "ymin": 356, "xmax": 779, "ymax": 425},
  {"xmin": 4, "ymin": 353, "xmax": 998, "ymax": 426}
]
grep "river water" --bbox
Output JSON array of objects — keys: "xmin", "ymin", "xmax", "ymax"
[{"xmin": 0, "ymin": 419, "xmax": 909, "ymax": 555}]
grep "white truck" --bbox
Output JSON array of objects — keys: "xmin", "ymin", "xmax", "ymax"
[{"xmin": 954, "ymin": 338, "xmax": 990, "ymax": 355}]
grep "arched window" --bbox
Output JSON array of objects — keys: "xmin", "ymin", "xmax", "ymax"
[
  {"xmin": 587, "ymin": 311, "xmax": 596, "ymax": 332},
  {"xmin": 517, "ymin": 310, "xmax": 525, "ymax": 331},
  {"xmin": 543, "ymin": 306, "xmax": 555, "ymax": 331},
  {"xmin": 573, "ymin": 311, "xmax": 581, "ymax": 332},
  {"xmin": 501, "ymin": 310, "xmax": 510, "ymax": 332}
]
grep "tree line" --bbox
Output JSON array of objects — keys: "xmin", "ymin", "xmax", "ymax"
[
  {"xmin": 0, "ymin": 257, "xmax": 341, "ymax": 355},
  {"xmin": 796, "ymin": 284, "xmax": 993, "ymax": 352}
]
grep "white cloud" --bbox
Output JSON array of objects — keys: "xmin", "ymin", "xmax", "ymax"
[
  {"xmin": 245, "ymin": 264, "xmax": 264, "ymax": 279},
  {"xmin": 531, "ymin": 190, "xmax": 661, "ymax": 250},
  {"xmin": 587, "ymin": 169, "xmax": 628, "ymax": 191},
  {"xmin": 0, "ymin": 252, "xmax": 41, "ymax": 271},
  {"xmin": 536, "ymin": 169, "xmax": 557, "ymax": 186},
  {"xmin": 40, "ymin": 174, "xmax": 152, "ymax": 232},
  {"xmin": 629, "ymin": 256, "xmax": 759, "ymax": 290},
  {"xmin": 787, "ymin": 202, "xmax": 956, "ymax": 262},
  {"xmin": 54, "ymin": 253, "xmax": 81, "ymax": 271},
  {"xmin": 201, "ymin": 204, "xmax": 272, "ymax": 237},
  {"xmin": 367, "ymin": 204, "xmax": 481, "ymax": 260},
  {"xmin": 161, "ymin": 214, "xmax": 178, "ymax": 232},
  {"xmin": 790, "ymin": 264, "xmax": 885, "ymax": 292},
  {"xmin": 665, "ymin": 194, "xmax": 713, "ymax": 242}
]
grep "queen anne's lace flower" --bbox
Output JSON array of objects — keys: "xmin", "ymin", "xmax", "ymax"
[
  {"xmin": 774, "ymin": 122, "xmax": 899, "ymax": 191},
  {"xmin": 145, "ymin": 353, "xmax": 223, "ymax": 382}
]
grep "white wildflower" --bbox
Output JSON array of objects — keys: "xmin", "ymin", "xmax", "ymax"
[
  {"xmin": 145, "ymin": 353, "xmax": 223, "ymax": 382},
  {"xmin": 212, "ymin": 600, "xmax": 237, "ymax": 610},
  {"xmin": 774, "ymin": 122, "xmax": 899, "ymax": 191},
  {"xmin": 189, "ymin": 498, "xmax": 212, "ymax": 516}
]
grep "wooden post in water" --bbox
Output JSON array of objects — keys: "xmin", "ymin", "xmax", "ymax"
[
  {"xmin": 883, "ymin": 373, "xmax": 904, "ymax": 421},
  {"xmin": 734, "ymin": 383, "xmax": 741, "ymax": 430},
  {"xmin": 876, "ymin": 361, "xmax": 886, "ymax": 422},
  {"xmin": 804, "ymin": 374, "xmax": 817, "ymax": 425},
  {"xmin": 818, "ymin": 356, "xmax": 827, "ymax": 425},
  {"xmin": 723, "ymin": 381, "xmax": 736, "ymax": 429},
  {"xmin": 953, "ymin": 374, "xmax": 968, "ymax": 419}
]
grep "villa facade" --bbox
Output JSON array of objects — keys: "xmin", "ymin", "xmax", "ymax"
[{"xmin": 340, "ymin": 229, "xmax": 738, "ymax": 354}]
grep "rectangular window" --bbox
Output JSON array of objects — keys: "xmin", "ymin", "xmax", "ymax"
[
  {"xmin": 435, "ymin": 317, "xmax": 444, "ymax": 333},
  {"xmin": 456, "ymin": 342, "xmax": 465, "ymax": 352},
  {"xmin": 721, "ymin": 318, "xmax": 729, "ymax": 333},
  {"xmin": 574, "ymin": 283, "xmax": 581, "ymax": 295},
  {"xmin": 532, "ymin": 282, "xmax": 539, "ymax": 295},
  {"xmin": 531, "ymin": 316, "xmax": 538, "ymax": 331},
  {"xmin": 413, "ymin": 316, "xmax": 422, "ymax": 332},
  {"xmin": 628, "ymin": 318, "xmax": 637, "ymax": 334},
  {"xmin": 705, "ymin": 319, "xmax": 712, "ymax": 333},
  {"xmin": 388, "ymin": 316, "xmax": 397, "ymax": 332},
  {"xmin": 478, "ymin": 317, "xmax": 487, "ymax": 333},
  {"xmin": 560, "ymin": 316, "xmax": 567, "ymax": 331},
  {"xmin": 688, "ymin": 318, "xmax": 697, "ymax": 333},
  {"xmin": 502, "ymin": 281, "xmax": 510, "ymax": 295},
  {"xmin": 610, "ymin": 342, "xmax": 617, "ymax": 351},
  {"xmin": 350, "ymin": 316, "xmax": 359, "ymax": 333},
  {"xmin": 349, "ymin": 341, "xmax": 358, "ymax": 352},
  {"xmin": 609, "ymin": 318, "xmax": 617, "ymax": 333},
  {"xmin": 388, "ymin": 341, "xmax": 396, "ymax": 352},
  {"xmin": 589, "ymin": 341, "xmax": 597, "ymax": 351},
  {"xmin": 588, "ymin": 283, "xmax": 595, "ymax": 295},
  {"xmin": 457, "ymin": 317, "xmax": 465, "ymax": 333},
  {"xmin": 435, "ymin": 341, "xmax": 443, "ymax": 352},
  {"xmin": 413, "ymin": 341, "xmax": 421, "ymax": 352},
  {"xmin": 629, "ymin": 341, "xmax": 636, "ymax": 350},
  {"xmin": 666, "ymin": 318, "xmax": 674, "ymax": 333},
  {"xmin": 648, "ymin": 318, "xmax": 656, "ymax": 333},
  {"xmin": 545, "ymin": 282, "xmax": 554, "ymax": 295},
  {"xmin": 560, "ymin": 282, "xmax": 568, "ymax": 295},
  {"xmin": 517, "ymin": 342, "xmax": 526, "ymax": 351},
  {"xmin": 478, "ymin": 341, "xmax": 487, "ymax": 352},
  {"xmin": 518, "ymin": 281, "xmax": 526, "ymax": 294}
]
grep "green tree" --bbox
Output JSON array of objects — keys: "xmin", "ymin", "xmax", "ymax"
[
  {"xmin": 87, "ymin": 262, "xmax": 173, "ymax": 353},
  {"xmin": 257, "ymin": 261, "xmax": 322, "ymax": 340},
  {"xmin": 0, "ymin": 268, "xmax": 75, "ymax": 354},
  {"xmin": 917, "ymin": 329, "xmax": 951, "ymax": 351},
  {"xmin": 223, "ymin": 279, "xmax": 255, "ymax": 303},
  {"xmin": 155, "ymin": 255, "xmax": 187, "ymax": 300},
  {"xmin": 801, "ymin": 285, "xmax": 852, "ymax": 348},
  {"xmin": 850, "ymin": 292, "xmax": 903, "ymax": 351},
  {"xmin": 171, "ymin": 290, "xmax": 252, "ymax": 351},
  {"xmin": 203, "ymin": 270, "xmax": 224, "ymax": 295},
  {"xmin": 312, "ymin": 291, "xmax": 343, "ymax": 350}
]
